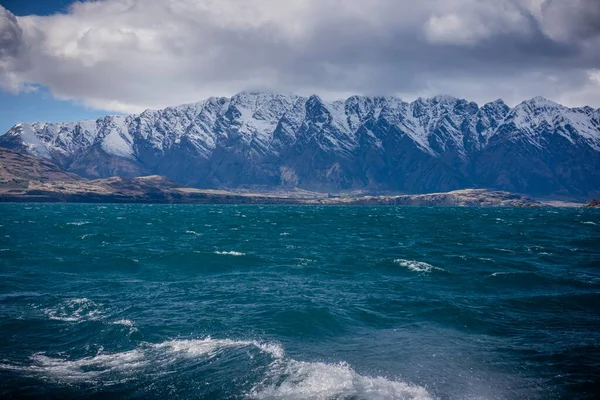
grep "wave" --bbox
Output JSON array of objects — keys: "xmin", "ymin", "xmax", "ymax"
[
  {"xmin": 66, "ymin": 221, "xmax": 91, "ymax": 226},
  {"xmin": 185, "ymin": 230, "xmax": 202, "ymax": 236},
  {"xmin": 249, "ymin": 359, "xmax": 431, "ymax": 400},
  {"xmin": 486, "ymin": 271, "xmax": 600, "ymax": 288},
  {"xmin": 489, "ymin": 272, "xmax": 508, "ymax": 277},
  {"xmin": 582, "ymin": 221, "xmax": 597, "ymax": 225},
  {"xmin": 111, "ymin": 319, "xmax": 138, "ymax": 333},
  {"xmin": 112, "ymin": 319, "xmax": 135, "ymax": 327},
  {"xmin": 42, "ymin": 298, "xmax": 103, "ymax": 322},
  {"xmin": 215, "ymin": 251, "xmax": 246, "ymax": 256},
  {"xmin": 394, "ymin": 259, "xmax": 443, "ymax": 273},
  {"xmin": 0, "ymin": 338, "xmax": 279, "ymax": 382},
  {"xmin": 0, "ymin": 337, "xmax": 431, "ymax": 399}
]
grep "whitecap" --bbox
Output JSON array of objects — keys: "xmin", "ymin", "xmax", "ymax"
[
  {"xmin": 185, "ymin": 230, "xmax": 202, "ymax": 236},
  {"xmin": 42, "ymin": 298, "xmax": 103, "ymax": 323},
  {"xmin": 111, "ymin": 319, "xmax": 139, "ymax": 334},
  {"xmin": 280, "ymin": 232, "xmax": 291, "ymax": 236},
  {"xmin": 215, "ymin": 251, "xmax": 246, "ymax": 256},
  {"xmin": 0, "ymin": 337, "xmax": 283, "ymax": 384},
  {"xmin": 582, "ymin": 221, "xmax": 597, "ymax": 225},
  {"xmin": 249, "ymin": 359, "xmax": 431, "ymax": 400},
  {"xmin": 495, "ymin": 248, "xmax": 516, "ymax": 253},
  {"xmin": 394, "ymin": 259, "xmax": 442, "ymax": 273},
  {"xmin": 1, "ymin": 338, "xmax": 430, "ymax": 399},
  {"xmin": 154, "ymin": 338, "xmax": 284, "ymax": 360},
  {"xmin": 66, "ymin": 221, "xmax": 90, "ymax": 226},
  {"xmin": 112, "ymin": 319, "xmax": 135, "ymax": 327}
]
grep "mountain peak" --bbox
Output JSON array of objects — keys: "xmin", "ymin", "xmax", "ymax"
[
  {"xmin": 1, "ymin": 92, "xmax": 598, "ymax": 198},
  {"xmin": 431, "ymin": 94, "xmax": 459, "ymax": 103},
  {"xmin": 523, "ymin": 96, "xmax": 560, "ymax": 108}
]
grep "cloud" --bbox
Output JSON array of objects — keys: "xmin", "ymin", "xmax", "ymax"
[
  {"xmin": 0, "ymin": 6, "xmax": 31, "ymax": 92},
  {"xmin": 0, "ymin": 0, "xmax": 599, "ymax": 113},
  {"xmin": 537, "ymin": 0, "xmax": 600, "ymax": 42},
  {"xmin": 424, "ymin": 1, "xmax": 532, "ymax": 45}
]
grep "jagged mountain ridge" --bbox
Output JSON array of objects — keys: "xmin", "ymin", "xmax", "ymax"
[{"xmin": 1, "ymin": 92, "xmax": 599, "ymax": 198}]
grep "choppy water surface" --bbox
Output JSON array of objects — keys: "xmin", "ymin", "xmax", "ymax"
[{"xmin": 0, "ymin": 204, "xmax": 599, "ymax": 399}]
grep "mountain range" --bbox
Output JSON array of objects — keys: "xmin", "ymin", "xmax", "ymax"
[{"xmin": 1, "ymin": 92, "xmax": 599, "ymax": 199}]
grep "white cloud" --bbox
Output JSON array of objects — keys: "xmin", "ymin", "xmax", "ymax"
[
  {"xmin": 0, "ymin": 0, "xmax": 599, "ymax": 113},
  {"xmin": 588, "ymin": 69, "xmax": 600, "ymax": 84},
  {"xmin": 424, "ymin": 1, "xmax": 531, "ymax": 45}
]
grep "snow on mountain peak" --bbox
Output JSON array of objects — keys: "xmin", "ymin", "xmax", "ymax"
[
  {"xmin": 2, "ymin": 92, "xmax": 599, "ymax": 163},
  {"xmin": 1, "ymin": 92, "xmax": 599, "ymax": 197}
]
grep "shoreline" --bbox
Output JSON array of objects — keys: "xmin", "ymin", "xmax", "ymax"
[{"xmin": 0, "ymin": 188, "xmax": 585, "ymax": 207}]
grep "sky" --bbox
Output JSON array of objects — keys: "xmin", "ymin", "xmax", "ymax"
[{"xmin": 0, "ymin": 0, "xmax": 599, "ymax": 133}]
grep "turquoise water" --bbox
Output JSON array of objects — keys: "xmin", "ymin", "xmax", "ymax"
[{"xmin": 1, "ymin": 204, "xmax": 599, "ymax": 399}]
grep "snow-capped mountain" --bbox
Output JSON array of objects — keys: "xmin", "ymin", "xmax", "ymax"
[{"xmin": 1, "ymin": 92, "xmax": 599, "ymax": 198}]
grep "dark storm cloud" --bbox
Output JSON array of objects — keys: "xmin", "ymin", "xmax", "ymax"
[
  {"xmin": 0, "ymin": 6, "xmax": 32, "ymax": 92},
  {"xmin": 0, "ymin": 0, "xmax": 599, "ymax": 111},
  {"xmin": 0, "ymin": 7, "xmax": 22, "ymax": 59},
  {"xmin": 542, "ymin": 0, "xmax": 600, "ymax": 41}
]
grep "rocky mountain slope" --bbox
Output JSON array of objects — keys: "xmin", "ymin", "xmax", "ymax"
[{"xmin": 1, "ymin": 92, "xmax": 599, "ymax": 199}]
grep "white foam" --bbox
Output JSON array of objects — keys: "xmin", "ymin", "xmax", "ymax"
[
  {"xmin": 249, "ymin": 360, "xmax": 432, "ymax": 400},
  {"xmin": 153, "ymin": 338, "xmax": 284, "ymax": 359},
  {"xmin": 43, "ymin": 298, "xmax": 103, "ymax": 322},
  {"xmin": 582, "ymin": 221, "xmax": 597, "ymax": 225},
  {"xmin": 112, "ymin": 319, "xmax": 135, "ymax": 327},
  {"xmin": 185, "ymin": 230, "xmax": 202, "ymax": 236},
  {"xmin": 1, "ymin": 337, "xmax": 284, "ymax": 384},
  {"xmin": 112, "ymin": 319, "xmax": 138, "ymax": 334},
  {"xmin": 215, "ymin": 251, "xmax": 246, "ymax": 256},
  {"xmin": 495, "ymin": 248, "xmax": 516, "ymax": 253},
  {"xmin": 66, "ymin": 221, "xmax": 91, "ymax": 226},
  {"xmin": 0, "ymin": 349, "xmax": 149, "ymax": 383},
  {"xmin": 394, "ymin": 259, "xmax": 442, "ymax": 273},
  {"xmin": 1, "ymin": 337, "xmax": 431, "ymax": 399}
]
